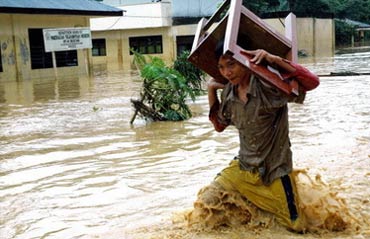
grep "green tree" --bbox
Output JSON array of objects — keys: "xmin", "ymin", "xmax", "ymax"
[
  {"xmin": 242, "ymin": 0, "xmax": 280, "ymax": 15},
  {"xmin": 240, "ymin": 0, "xmax": 333, "ymax": 16},
  {"xmin": 333, "ymin": 0, "xmax": 370, "ymax": 23},
  {"xmin": 326, "ymin": 0, "xmax": 370, "ymax": 45},
  {"xmin": 288, "ymin": 0, "xmax": 331, "ymax": 14},
  {"xmin": 334, "ymin": 20, "xmax": 356, "ymax": 46}
]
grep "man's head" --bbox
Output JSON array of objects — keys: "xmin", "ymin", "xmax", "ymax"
[{"xmin": 214, "ymin": 40, "xmax": 248, "ymax": 85}]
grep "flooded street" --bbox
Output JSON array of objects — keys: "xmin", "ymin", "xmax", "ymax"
[{"xmin": 1, "ymin": 52, "xmax": 370, "ymax": 239}]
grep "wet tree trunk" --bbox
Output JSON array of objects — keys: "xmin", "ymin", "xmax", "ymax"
[{"xmin": 130, "ymin": 99, "xmax": 165, "ymax": 123}]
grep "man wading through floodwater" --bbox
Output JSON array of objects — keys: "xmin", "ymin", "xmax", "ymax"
[{"xmin": 187, "ymin": 39, "xmax": 323, "ymax": 232}]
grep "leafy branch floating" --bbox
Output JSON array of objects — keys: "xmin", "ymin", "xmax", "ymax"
[{"xmin": 130, "ymin": 50, "xmax": 205, "ymax": 124}]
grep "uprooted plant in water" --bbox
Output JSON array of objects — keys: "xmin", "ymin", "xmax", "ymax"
[{"xmin": 130, "ymin": 50, "xmax": 205, "ymax": 123}]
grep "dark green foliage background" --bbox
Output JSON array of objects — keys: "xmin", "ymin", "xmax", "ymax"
[{"xmin": 241, "ymin": 0, "xmax": 370, "ymax": 46}]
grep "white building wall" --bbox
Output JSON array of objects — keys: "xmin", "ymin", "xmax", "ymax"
[{"xmin": 91, "ymin": 2, "xmax": 172, "ymax": 31}]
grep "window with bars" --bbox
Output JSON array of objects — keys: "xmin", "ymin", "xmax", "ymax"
[
  {"xmin": 176, "ymin": 35, "xmax": 195, "ymax": 56},
  {"xmin": 92, "ymin": 38, "xmax": 106, "ymax": 56},
  {"xmin": 28, "ymin": 28, "xmax": 78, "ymax": 69},
  {"xmin": 129, "ymin": 35, "xmax": 163, "ymax": 55},
  {"xmin": 55, "ymin": 50, "xmax": 78, "ymax": 67}
]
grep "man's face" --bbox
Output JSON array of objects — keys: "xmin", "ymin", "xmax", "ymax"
[{"xmin": 217, "ymin": 55, "xmax": 248, "ymax": 85}]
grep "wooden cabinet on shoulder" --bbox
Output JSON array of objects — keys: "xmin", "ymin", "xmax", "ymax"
[{"xmin": 187, "ymin": 0, "xmax": 299, "ymax": 96}]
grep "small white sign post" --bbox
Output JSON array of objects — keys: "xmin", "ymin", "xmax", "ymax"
[{"xmin": 43, "ymin": 27, "xmax": 92, "ymax": 78}]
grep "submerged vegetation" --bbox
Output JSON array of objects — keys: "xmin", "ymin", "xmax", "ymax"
[
  {"xmin": 173, "ymin": 50, "xmax": 205, "ymax": 97},
  {"xmin": 130, "ymin": 50, "xmax": 205, "ymax": 123}
]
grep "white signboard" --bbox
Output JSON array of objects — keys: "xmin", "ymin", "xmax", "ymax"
[{"xmin": 43, "ymin": 27, "xmax": 92, "ymax": 52}]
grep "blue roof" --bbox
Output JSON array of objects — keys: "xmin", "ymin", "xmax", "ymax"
[{"xmin": 0, "ymin": 0, "xmax": 123, "ymax": 16}]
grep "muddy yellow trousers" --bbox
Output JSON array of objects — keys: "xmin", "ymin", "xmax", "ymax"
[{"xmin": 215, "ymin": 159, "xmax": 307, "ymax": 231}]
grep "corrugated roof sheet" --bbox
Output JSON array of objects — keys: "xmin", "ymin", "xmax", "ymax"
[
  {"xmin": 343, "ymin": 18, "xmax": 370, "ymax": 29},
  {"xmin": 0, "ymin": 0, "xmax": 123, "ymax": 16}
]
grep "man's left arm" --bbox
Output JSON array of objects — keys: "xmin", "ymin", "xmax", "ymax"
[{"xmin": 241, "ymin": 49, "xmax": 320, "ymax": 92}]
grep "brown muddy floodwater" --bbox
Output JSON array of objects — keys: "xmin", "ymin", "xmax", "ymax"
[{"xmin": 1, "ymin": 52, "xmax": 370, "ymax": 239}]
